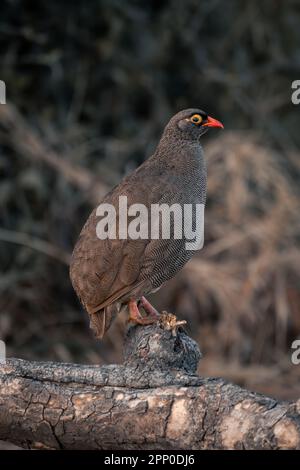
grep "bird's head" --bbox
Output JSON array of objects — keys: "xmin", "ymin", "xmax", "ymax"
[{"xmin": 166, "ymin": 108, "xmax": 224, "ymax": 140}]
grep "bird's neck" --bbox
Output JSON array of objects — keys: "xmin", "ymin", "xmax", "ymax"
[{"xmin": 155, "ymin": 131, "xmax": 204, "ymax": 173}]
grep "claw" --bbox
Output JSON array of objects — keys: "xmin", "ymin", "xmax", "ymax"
[
  {"xmin": 140, "ymin": 296, "xmax": 160, "ymax": 319},
  {"xmin": 128, "ymin": 299, "xmax": 158, "ymax": 326}
]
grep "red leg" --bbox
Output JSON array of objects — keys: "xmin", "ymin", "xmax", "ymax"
[
  {"xmin": 128, "ymin": 299, "xmax": 158, "ymax": 325},
  {"xmin": 140, "ymin": 296, "xmax": 160, "ymax": 319}
]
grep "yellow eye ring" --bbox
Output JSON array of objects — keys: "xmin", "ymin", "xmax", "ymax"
[{"xmin": 190, "ymin": 114, "xmax": 203, "ymax": 125}]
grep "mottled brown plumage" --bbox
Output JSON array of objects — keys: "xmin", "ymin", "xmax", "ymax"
[{"xmin": 70, "ymin": 109, "xmax": 223, "ymax": 338}]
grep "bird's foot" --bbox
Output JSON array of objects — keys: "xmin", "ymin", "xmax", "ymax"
[
  {"xmin": 128, "ymin": 299, "xmax": 159, "ymax": 326},
  {"xmin": 128, "ymin": 301, "xmax": 186, "ymax": 335},
  {"xmin": 159, "ymin": 311, "xmax": 187, "ymax": 337},
  {"xmin": 140, "ymin": 296, "xmax": 160, "ymax": 319}
]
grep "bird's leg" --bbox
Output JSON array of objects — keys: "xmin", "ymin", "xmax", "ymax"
[
  {"xmin": 128, "ymin": 299, "xmax": 158, "ymax": 325},
  {"xmin": 140, "ymin": 296, "xmax": 160, "ymax": 319}
]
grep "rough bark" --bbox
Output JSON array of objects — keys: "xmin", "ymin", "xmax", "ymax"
[{"xmin": 0, "ymin": 317, "xmax": 299, "ymax": 450}]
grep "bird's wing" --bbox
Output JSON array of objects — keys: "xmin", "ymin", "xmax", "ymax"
[{"xmin": 70, "ymin": 161, "xmax": 186, "ymax": 314}]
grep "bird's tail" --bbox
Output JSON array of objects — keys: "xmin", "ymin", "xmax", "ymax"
[{"xmin": 89, "ymin": 303, "xmax": 120, "ymax": 339}]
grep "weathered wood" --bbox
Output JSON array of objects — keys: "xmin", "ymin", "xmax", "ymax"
[{"xmin": 0, "ymin": 318, "xmax": 299, "ymax": 450}]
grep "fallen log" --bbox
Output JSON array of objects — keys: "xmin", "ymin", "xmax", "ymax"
[{"xmin": 0, "ymin": 314, "xmax": 299, "ymax": 450}]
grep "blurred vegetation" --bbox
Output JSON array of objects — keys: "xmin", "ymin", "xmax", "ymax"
[{"xmin": 0, "ymin": 0, "xmax": 300, "ymax": 399}]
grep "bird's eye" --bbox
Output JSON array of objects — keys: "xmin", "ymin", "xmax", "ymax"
[{"xmin": 190, "ymin": 114, "xmax": 203, "ymax": 125}]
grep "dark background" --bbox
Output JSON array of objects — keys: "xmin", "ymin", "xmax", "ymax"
[{"xmin": 0, "ymin": 0, "xmax": 299, "ymax": 399}]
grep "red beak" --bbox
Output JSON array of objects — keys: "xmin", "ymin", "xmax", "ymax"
[{"xmin": 203, "ymin": 115, "xmax": 224, "ymax": 129}]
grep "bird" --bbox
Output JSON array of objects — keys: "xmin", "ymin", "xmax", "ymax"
[{"xmin": 70, "ymin": 108, "xmax": 223, "ymax": 339}]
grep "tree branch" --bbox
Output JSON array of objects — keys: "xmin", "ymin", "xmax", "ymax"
[{"xmin": 0, "ymin": 316, "xmax": 299, "ymax": 450}]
